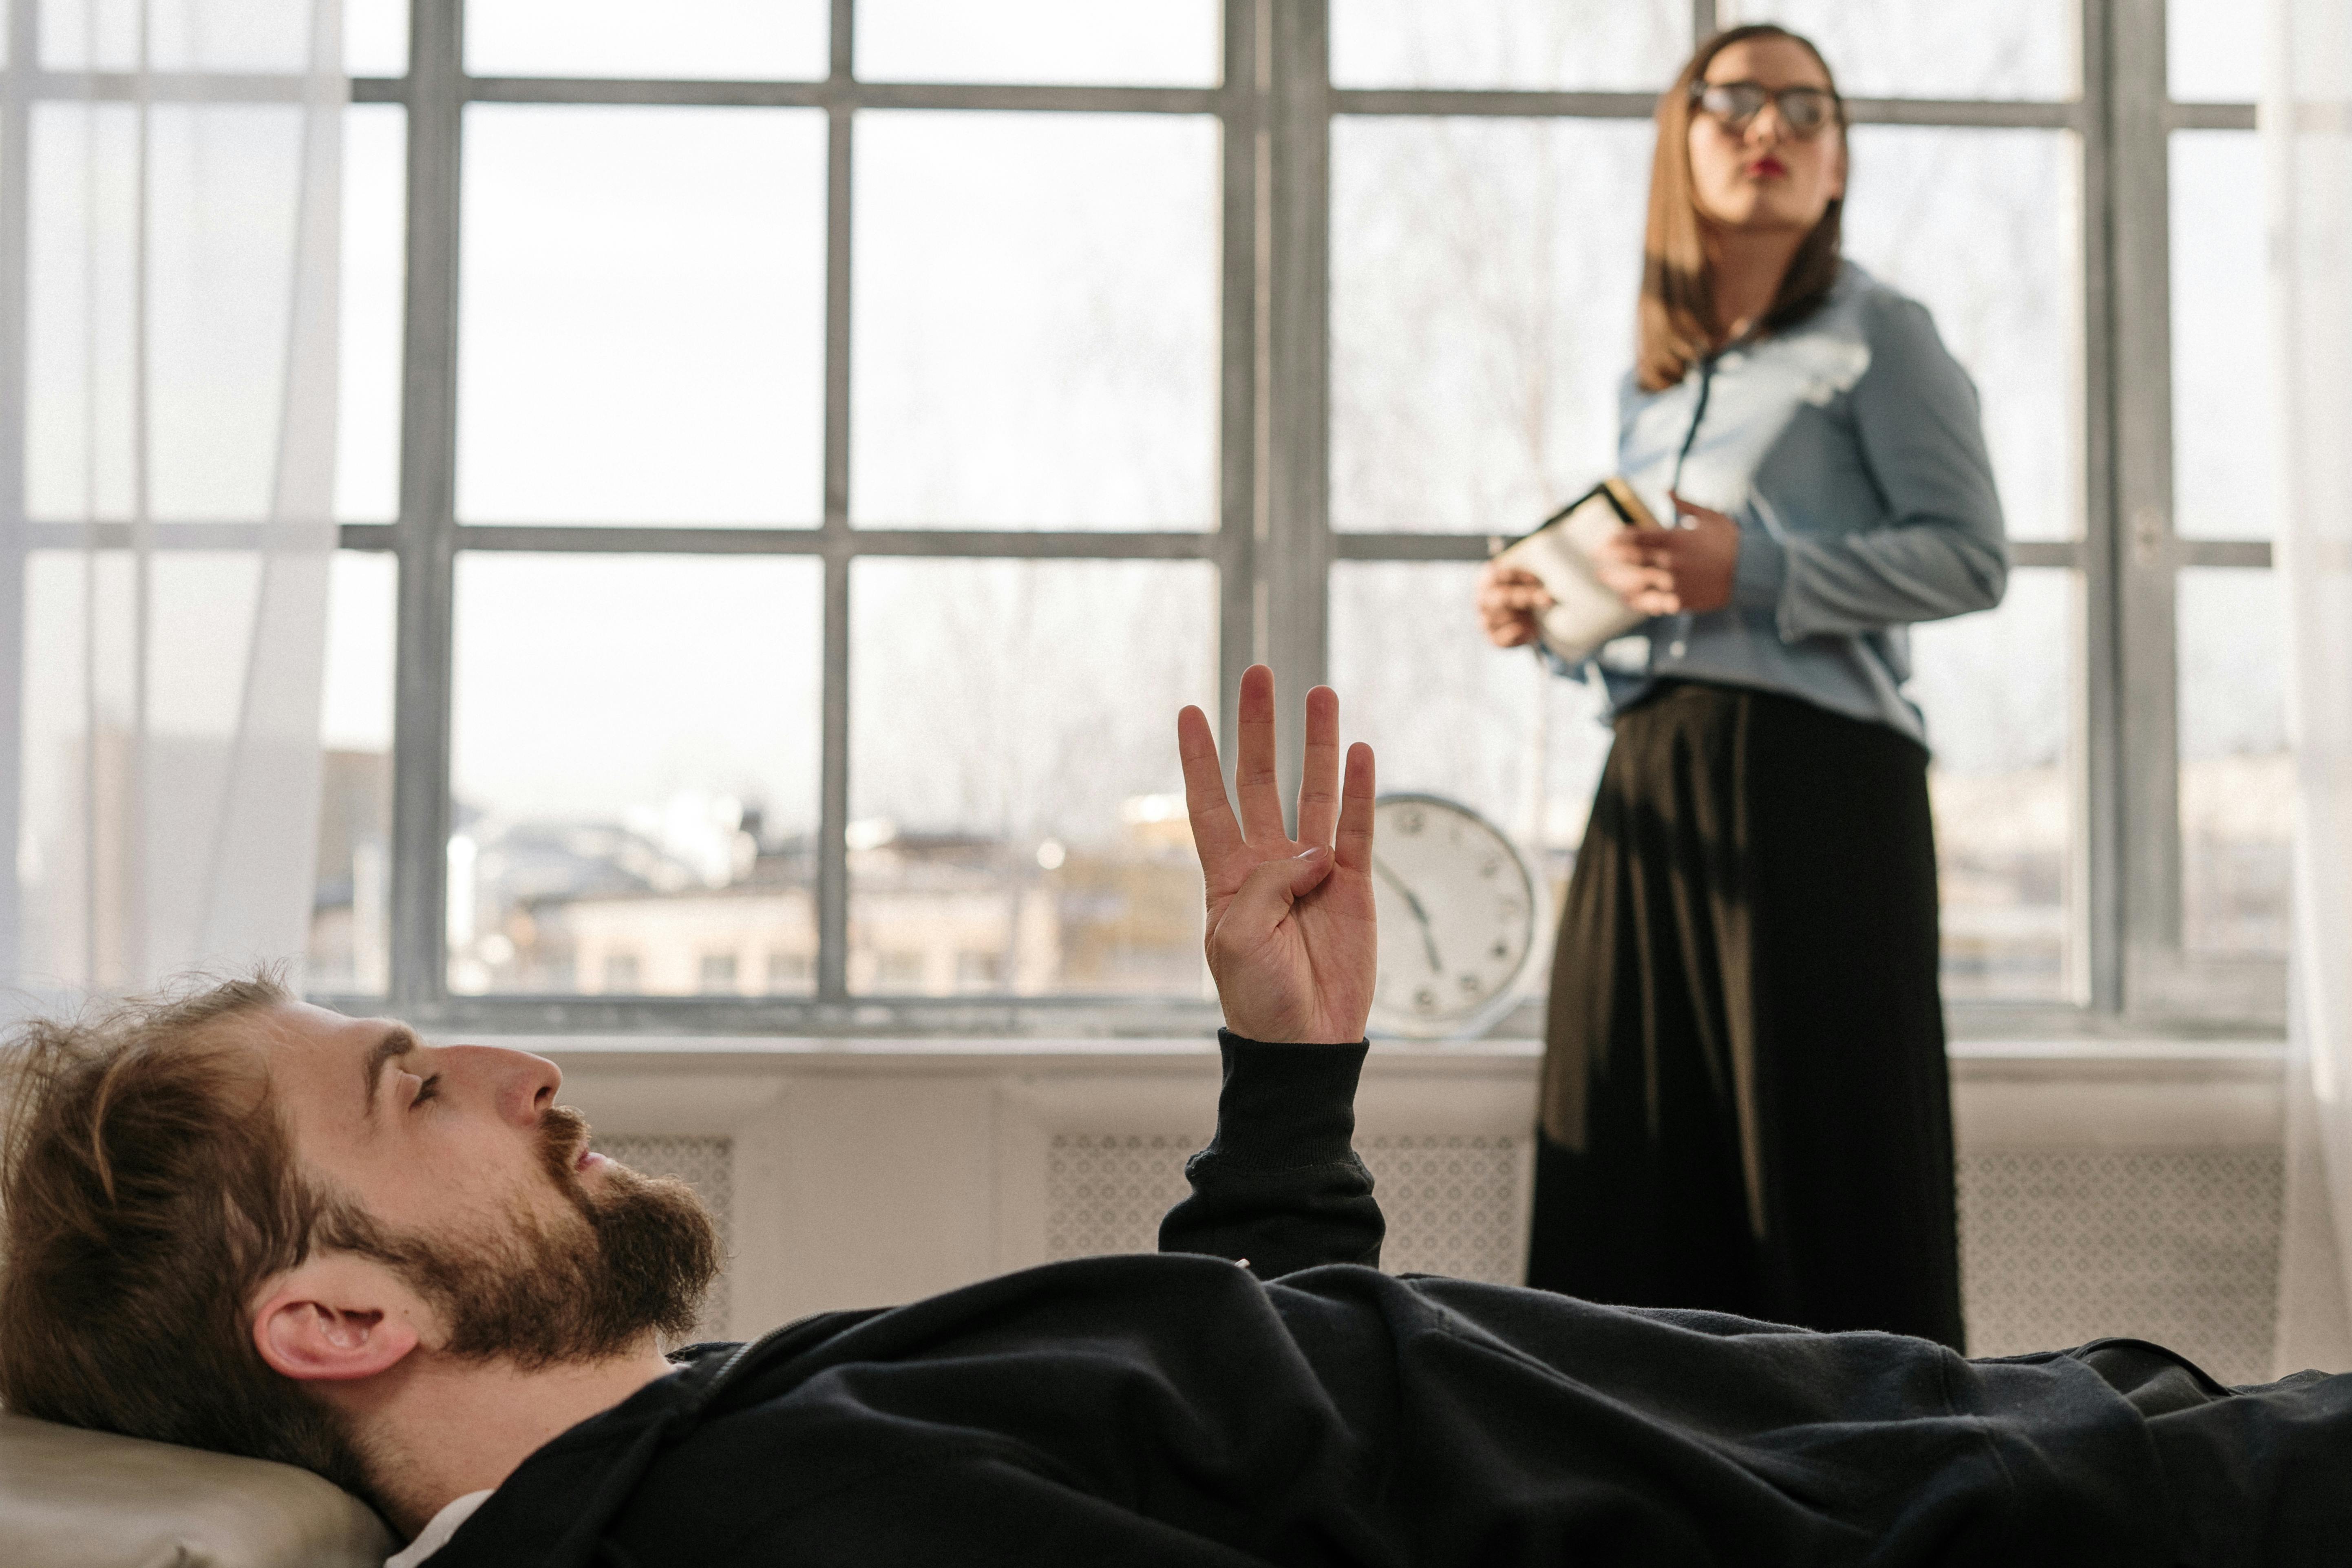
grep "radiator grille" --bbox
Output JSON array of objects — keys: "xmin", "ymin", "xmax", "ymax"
[
  {"xmin": 1045, "ymin": 1133, "xmax": 1201, "ymax": 1263},
  {"xmin": 1957, "ymin": 1147, "xmax": 2281, "ymax": 1383},
  {"xmin": 1361, "ymin": 1133, "xmax": 1524, "ymax": 1282},
  {"xmin": 1045, "ymin": 1131, "xmax": 1525, "ymax": 1283},
  {"xmin": 1043, "ymin": 1133, "xmax": 2284, "ymax": 1380}
]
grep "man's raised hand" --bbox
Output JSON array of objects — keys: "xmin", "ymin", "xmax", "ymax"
[{"xmin": 1177, "ymin": 666, "xmax": 1376, "ymax": 1044}]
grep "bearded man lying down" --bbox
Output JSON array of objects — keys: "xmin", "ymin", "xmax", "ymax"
[{"xmin": 2, "ymin": 668, "xmax": 2345, "ymax": 1568}]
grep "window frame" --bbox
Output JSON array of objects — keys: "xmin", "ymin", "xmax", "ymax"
[
  {"xmin": 0, "ymin": 0, "xmax": 2274, "ymax": 1037},
  {"xmin": 359, "ymin": 0, "xmax": 1260, "ymax": 1034}
]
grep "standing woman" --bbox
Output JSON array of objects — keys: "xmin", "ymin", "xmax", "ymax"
[{"xmin": 1477, "ymin": 25, "xmax": 2005, "ymax": 1347}]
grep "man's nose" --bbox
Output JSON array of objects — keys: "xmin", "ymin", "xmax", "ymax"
[{"xmin": 445, "ymin": 1044, "xmax": 562, "ymax": 1126}]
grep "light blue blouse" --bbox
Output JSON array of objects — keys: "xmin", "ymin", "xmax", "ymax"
[{"xmin": 1567, "ymin": 260, "xmax": 2009, "ymax": 748}]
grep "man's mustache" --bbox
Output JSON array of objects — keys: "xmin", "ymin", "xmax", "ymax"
[{"xmin": 538, "ymin": 1103, "xmax": 594, "ymax": 1186}]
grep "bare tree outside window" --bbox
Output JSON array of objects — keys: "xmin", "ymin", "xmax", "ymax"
[{"xmin": 850, "ymin": 560, "xmax": 1215, "ymax": 997}]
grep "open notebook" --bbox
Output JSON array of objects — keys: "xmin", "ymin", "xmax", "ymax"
[{"xmin": 1490, "ymin": 476, "xmax": 1664, "ymax": 665}]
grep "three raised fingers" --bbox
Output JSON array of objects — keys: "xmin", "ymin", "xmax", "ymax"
[{"xmin": 1184, "ymin": 668, "xmax": 1371, "ymax": 864}]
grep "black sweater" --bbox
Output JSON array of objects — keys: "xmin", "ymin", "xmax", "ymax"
[{"xmin": 424, "ymin": 1035, "xmax": 2339, "ymax": 1567}]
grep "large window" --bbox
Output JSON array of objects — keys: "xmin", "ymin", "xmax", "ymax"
[{"xmin": 288, "ymin": 0, "xmax": 2272, "ymax": 1034}]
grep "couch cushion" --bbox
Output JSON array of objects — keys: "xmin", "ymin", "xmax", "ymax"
[{"xmin": 0, "ymin": 1410, "xmax": 393, "ymax": 1568}]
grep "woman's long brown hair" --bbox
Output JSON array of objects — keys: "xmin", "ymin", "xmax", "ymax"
[{"xmin": 1636, "ymin": 24, "xmax": 1847, "ymax": 392}]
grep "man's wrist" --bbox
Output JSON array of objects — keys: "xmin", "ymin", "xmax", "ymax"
[
  {"xmin": 1217, "ymin": 1017, "xmax": 1368, "ymax": 1047},
  {"xmin": 1221, "ymin": 1031, "xmax": 1368, "ymax": 1047}
]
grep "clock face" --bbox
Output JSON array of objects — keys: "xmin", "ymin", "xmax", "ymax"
[{"xmin": 1366, "ymin": 794, "xmax": 1543, "ymax": 1040}]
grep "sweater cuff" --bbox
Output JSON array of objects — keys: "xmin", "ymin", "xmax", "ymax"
[
  {"xmin": 1730, "ymin": 522, "xmax": 1788, "ymax": 612},
  {"xmin": 1207, "ymin": 1029, "xmax": 1369, "ymax": 1170}
]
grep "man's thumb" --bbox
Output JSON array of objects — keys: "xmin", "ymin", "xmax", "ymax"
[
  {"xmin": 1285, "ymin": 844, "xmax": 1334, "ymax": 895},
  {"xmin": 1219, "ymin": 848, "xmax": 1332, "ymax": 945}
]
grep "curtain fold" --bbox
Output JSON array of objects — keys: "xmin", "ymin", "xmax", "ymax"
[
  {"xmin": 4, "ymin": 0, "xmax": 344, "ymax": 1009},
  {"xmin": 2269, "ymin": 0, "xmax": 2352, "ymax": 1374}
]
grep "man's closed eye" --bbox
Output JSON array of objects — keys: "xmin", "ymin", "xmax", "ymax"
[{"xmin": 411, "ymin": 1074, "xmax": 440, "ymax": 1110}]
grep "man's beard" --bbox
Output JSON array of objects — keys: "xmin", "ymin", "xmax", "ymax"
[{"xmin": 386, "ymin": 1106, "xmax": 722, "ymax": 1367}]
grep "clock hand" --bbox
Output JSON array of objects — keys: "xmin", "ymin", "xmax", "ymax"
[{"xmin": 1372, "ymin": 854, "xmax": 1444, "ymax": 974}]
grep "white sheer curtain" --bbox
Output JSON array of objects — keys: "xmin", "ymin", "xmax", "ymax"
[
  {"xmin": 4, "ymin": 0, "xmax": 344, "ymax": 1008},
  {"xmin": 2269, "ymin": 0, "xmax": 2352, "ymax": 1373}
]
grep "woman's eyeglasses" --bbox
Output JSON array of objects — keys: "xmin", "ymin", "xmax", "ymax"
[{"xmin": 1689, "ymin": 80, "xmax": 1840, "ymax": 138}]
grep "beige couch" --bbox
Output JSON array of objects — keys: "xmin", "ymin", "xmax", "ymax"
[{"xmin": 0, "ymin": 1411, "xmax": 391, "ymax": 1568}]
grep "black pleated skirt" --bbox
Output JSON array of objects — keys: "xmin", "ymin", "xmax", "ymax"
[{"xmin": 1526, "ymin": 680, "xmax": 1964, "ymax": 1349}]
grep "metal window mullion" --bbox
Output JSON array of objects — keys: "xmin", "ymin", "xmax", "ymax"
[
  {"xmin": 0, "ymin": 1, "xmax": 34, "ymax": 983},
  {"xmin": 1332, "ymin": 533, "xmax": 1493, "ymax": 563},
  {"xmin": 455, "ymin": 78, "xmax": 1223, "ymax": 115},
  {"xmin": 1326, "ymin": 93, "xmax": 2079, "ymax": 130},
  {"xmin": 33, "ymin": 68, "xmax": 325, "ymax": 102},
  {"xmin": 1843, "ymin": 98, "xmax": 2085, "ymax": 130},
  {"xmin": 1328, "ymin": 534, "xmax": 2094, "ymax": 567},
  {"xmin": 35, "ymin": 78, "xmax": 2108, "ymax": 137},
  {"xmin": 451, "ymin": 524, "xmax": 827, "ymax": 553},
  {"xmin": 828, "ymin": 529, "xmax": 1214, "ymax": 557},
  {"xmin": 2165, "ymin": 101, "xmax": 2254, "ymax": 132},
  {"xmin": 348, "ymin": 523, "xmax": 1221, "ymax": 557},
  {"xmin": 815, "ymin": 0, "xmax": 853, "ymax": 1002},
  {"xmin": 1330, "ymin": 88, "xmax": 1655, "ymax": 119},
  {"xmin": 1214, "ymin": 0, "xmax": 1261, "ymax": 769},
  {"xmin": 1692, "ymin": 0, "xmax": 1717, "ymax": 46},
  {"xmin": 59, "ymin": 76, "xmax": 1258, "ymax": 117},
  {"xmin": 389, "ymin": 0, "xmax": 463, "ymax": 1011},
  {"xmin": 2075, "ymin": 0, "xmax": 2124, "ymax": 1015},
  {"xmin": 2107, "ymin": 0, "xmax": 2184, "ymax": 1005},
  {"xmin": 53, "ymin": 519, "xmax": 383, "ymax": 550},
  {"xmin": 2174, "ymin": 539, "xmax": 2270, "ymax": 569},
  {"xmin": 1263, "ymin": 0, "xmax": 1329, "ymax": 830},
  {"xmin": 817, "ymin": 545, "xmax": 849, "ymax": 1000}
]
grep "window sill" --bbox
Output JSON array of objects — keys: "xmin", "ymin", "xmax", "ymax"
[{"xmin": 312, "ymin": 992, "xmax": 2294, "ymax": 1046}]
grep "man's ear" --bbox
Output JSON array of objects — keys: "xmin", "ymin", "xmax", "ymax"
[{"xmin": 251, "ymin": 1254, "xmax": 422, "ymax": 1383}]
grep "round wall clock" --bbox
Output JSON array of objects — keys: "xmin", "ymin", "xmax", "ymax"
[{"xmin": 1366, "ymin": 793, "xmax": 1546, "ymax": 1041}]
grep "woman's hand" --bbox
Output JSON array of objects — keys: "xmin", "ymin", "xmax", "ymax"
[
  {"xmin": 1177, "ymin": 667, "xmax": 1377, "ymax": 1044},
  {"xmin": 1594, "ymin": 492, "xmax": 1742, "ymax": 615},
  {"xmin": 1477, "ymin": 561, "xmax": 1553, "ymax": 648}
]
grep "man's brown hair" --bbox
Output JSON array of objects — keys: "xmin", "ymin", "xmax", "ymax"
[
  {"xmin": 1637, "ymin": 24, "xmax": 1847, "ymax": 392},
  {"xmin": 0, "ymin": 974, "xmax": 371, "ymax": 1493}
]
